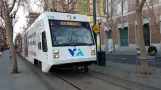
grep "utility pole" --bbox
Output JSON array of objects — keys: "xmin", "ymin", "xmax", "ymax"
[
  {"xmin": 93, "ymin": 0, "xmax": 97, "ymax": 25},
  {"xmin": 93, "ymin": 0, "xmax": 98, "ymax": 64}
]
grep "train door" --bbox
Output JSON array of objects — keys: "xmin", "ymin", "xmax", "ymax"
[
  {"xmin": 38, "ymin": 31, "xmax": 48, "ymax": 62},
  {"xmin": 23, "ymin": 36, "xmax": 25, "ymax": 57},
  {"xmin": 24, "ymin": 34, "xmax": 28, "ymax": 57}
]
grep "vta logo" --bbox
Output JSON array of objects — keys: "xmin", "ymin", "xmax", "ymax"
[{"xmin": 68, "ymin": 48, "xmax": 84, "ymax": 57}]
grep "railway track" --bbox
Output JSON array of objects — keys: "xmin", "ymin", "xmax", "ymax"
[
  {"xmin": 53, "ymin": 72, "xmax": 82, "ymax": 90},
  {"xmin": 51, "ymin": 69, "xmax": 160, "ymax": 90},
  {"xmin": 19, "ymin": 55, "xmax": 160, "ymax": 90},
  {"xmin": 51, "ymin": 70, "xmax": 130, "ymax": 90}
]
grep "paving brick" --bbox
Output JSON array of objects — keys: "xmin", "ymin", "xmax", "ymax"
[{"xmin": 89, "ymin": 61, "xmax": 161, "ymax": 89}]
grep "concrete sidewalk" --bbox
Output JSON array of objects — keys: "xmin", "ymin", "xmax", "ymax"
[
  {"xmin": 89, "ymin": 61, "xmax": 161, "ymax": 89},
  {"xmin": 0, "ymin": 50, "xmax": 49, "ymax": 90}
]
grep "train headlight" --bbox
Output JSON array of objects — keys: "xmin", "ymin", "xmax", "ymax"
[
  {"xmin": 67, "ymin": 15, "xmax": 71, "ymax": 20},
  {"xmin": 54, "ymin": 55, "xmax": 59, "ymax": 58},
  {"xmin": 54, "ymin": 50, "xmax": 59, "ymax": 54},
  {"xmin": 54, "ymin": 50, "xmax": 59, "ymax": 58},
  {"xmin": 92, "ymin": 48, "xmax": 95, "ymax": 51},
  {"xmin": 91, "ymin": 48, "xmax": 95, "ymax": 55}
]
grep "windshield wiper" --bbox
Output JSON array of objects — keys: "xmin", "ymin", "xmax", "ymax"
[
  {"xmin": 55, "ymin": 43, "xmax": 94, "ymax": 46},
  {"xmin": 56, "ymin": 43, "xmax": 73, "ymax": 46},
  {"xmin": 73, "ymin": 43, "xmax": 93, "ymax": 46}
]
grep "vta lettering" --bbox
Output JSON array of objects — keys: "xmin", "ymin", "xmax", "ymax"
[{"xmin": 68, "ymin": 48, "xmax": 84, "ymax": 57}]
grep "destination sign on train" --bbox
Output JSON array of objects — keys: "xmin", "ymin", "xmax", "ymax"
[{"xmin": 60, "ymin": 21, "xmax": 81, "ymax": 26}]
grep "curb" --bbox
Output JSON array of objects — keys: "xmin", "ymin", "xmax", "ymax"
[{"xmin": 106, "ymin": 54, "xmax": 161, "ymax": 58}]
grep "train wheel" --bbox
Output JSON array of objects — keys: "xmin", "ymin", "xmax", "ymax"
[
  {"xmin": 73, "ymin": 66, "xmax": 78, "ymax": 74},
  {"xmin": 83, "ymin": 65, "xmax": 88, "ymax": 73},
  {"xmin": 38, "ymin": 61, "xmax": 42, "ymax": 67}
]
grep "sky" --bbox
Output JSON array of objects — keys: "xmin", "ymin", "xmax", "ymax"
[
  {"xmin": 13, "ymin": 1, "xmax": 42, "ymax": 39},
  {"xmin": 14, "ymin": 6, "xmax": 26, "ymax": 34}
]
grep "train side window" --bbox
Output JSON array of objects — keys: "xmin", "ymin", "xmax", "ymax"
[
  {"xmin": 38, "ymin": 42, "xmax": 41, "ymax": 49},
  {"xmin": 42, "ymin": 31, "xmax": 48, "ymax": 52}
]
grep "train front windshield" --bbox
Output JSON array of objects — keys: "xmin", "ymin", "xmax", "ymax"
[{"xmin": 49, "ymin": 20, "xmax": 95, "ymax": 46}]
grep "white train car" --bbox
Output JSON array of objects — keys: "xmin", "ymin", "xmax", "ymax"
[{"xmin": 20, "ymin": 11, "xmax": 96, "ymax": 73}]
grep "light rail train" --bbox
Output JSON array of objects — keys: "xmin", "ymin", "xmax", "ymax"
[{"xmin": 17, "ymin": 11, "xmax": 97, "ymax": 73}]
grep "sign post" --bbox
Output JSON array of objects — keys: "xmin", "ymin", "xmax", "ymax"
[
  {"xmin": 92, "ymin": 24, "xmax": 106, "ymax": 66},
  {"xmin": 92, "ymin": 25, "xmax": 100, "ymax": 49},
  {"xmin": 92, "ymin": 24, "xmax": 99, "ymax": 64},
  {"xmin": 92, "ymin": 25, "xmax": 99, "ymax": 34}
]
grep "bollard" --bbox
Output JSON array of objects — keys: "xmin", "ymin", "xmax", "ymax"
[{"xmin": 97, "ymin": 51, "xmax": 106, "ymax": 66}]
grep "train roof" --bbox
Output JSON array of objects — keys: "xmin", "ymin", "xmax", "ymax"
[
  {"xmin": 43, "ymin": 11, "xmax": 89, "ymax": 21},
  {"xmin": 21, "ymin": 11, "xmax": 89, "ymax": 36}
]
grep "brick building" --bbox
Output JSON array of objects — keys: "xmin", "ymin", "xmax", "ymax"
[{"xmin": 102, "ymin": 0, "xmax": 161, "ymax": 54}]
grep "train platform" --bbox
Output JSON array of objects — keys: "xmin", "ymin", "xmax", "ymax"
[
  {"xmin": 0, "ymin": 50, "xmax": 49, "ymax": 90},
  {"xmin": 89, "ymin": 61, "xmax": 161, "ymax": 89}
]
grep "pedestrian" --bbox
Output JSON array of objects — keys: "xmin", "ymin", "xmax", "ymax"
[{"xmin": 1, "ymin": 47, "xmax": 4, "ymax": 52}]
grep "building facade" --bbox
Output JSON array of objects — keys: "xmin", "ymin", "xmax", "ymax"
[{"xmin": 102, "ymin": 0, "xmax": 161, "ymax": 54}]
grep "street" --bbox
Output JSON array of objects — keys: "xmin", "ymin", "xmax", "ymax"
[
  {"xmin": 106, "ymin": 54, "xmax": 161, "ymax": 67},
  {"xmin": 0, "ymin": 50, "xmax": 159, "ymax": 90}
]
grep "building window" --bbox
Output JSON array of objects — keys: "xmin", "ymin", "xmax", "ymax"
[
  {"xmin": 143, "ymin": 23, "xmax": 150, "ymax": 46},
  {"xmin": 136, "ymin": 24, "xmax": 150, "ymax": 46},
  {"xmin": 108, "ymin": 30, "xmax": 112, "ymax": 39},
  {"xmin": 146, "ymin": 0, "xmax": 152, "ymax": 6},
  {"xmin": 119, "ymin": 27, "xmax": 129, "ymax": 46}
]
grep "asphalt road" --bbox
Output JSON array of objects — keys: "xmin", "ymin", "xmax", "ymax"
[{"xmin": 106, "ymin": 54, "xmax": 161, "ymax": 68}]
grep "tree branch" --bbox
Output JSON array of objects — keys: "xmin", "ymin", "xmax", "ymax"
[
  {"xmin": 104, "ymin": 23, "xmax": 111, "ymax": 30},
  {"xmin": 156, "ymin": 21, "xmax": 161, "ymax": 26},
  {"xmin": 67, "ymin": 0, "xmax": 74, "ymax": 5},
  {"xmin": 142, "ymin": 15, "xmax": 155, "ymax": 24},
  {"xmin": 9, "ymin": 0, "xmax": 16, "ymax": 13},
  {"xmin": 145, "ymin": 1, "xmax": 153, "ymax": 14},
  {"xmin": 139, "ymin": 0, "xmax": 146, "ymax": 9},
  {"xmin": 0, "ymin": 0, "xmax": 7, "ymax": 16},
  {"xmin": 0, "ymin": 9, "xmax": 4, "ymax": 20},
  {"xmin": 68, "ymin": 0, "xmax": 78, "ymax": 13},
  {"xmin": 11, "ymin": 0, "xmax": 22, "ymax": 19},
  {"xmin": 135, "ymin": 0, "xmax": 139, "ymax": 7}
]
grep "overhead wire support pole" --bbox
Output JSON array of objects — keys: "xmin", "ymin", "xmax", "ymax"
[
  {"xmin": 93, "ymin": 0, "xmax": 97, "ymax": 25},
  {"xmin": 93, "ymin": 0, "xmax": 98, "ymax": 64}
]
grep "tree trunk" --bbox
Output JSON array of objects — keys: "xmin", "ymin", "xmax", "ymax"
[
  {"xmin": 136, "ymin": 9, "xmax": 148, "ymax": 74},
  {"xmin": 5, "ymin": 15, "xmax": 18, "ymax": 73}
]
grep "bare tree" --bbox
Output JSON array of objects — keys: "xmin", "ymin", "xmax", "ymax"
[
  {"xmin": 43, "ymin": 0, "xmax": 78, "ymax": 13},
  {"xmin": 104, "ymin": 0, "xmax": 121, "ymax": 52},
  {"xmin": 0, "ymin": 0, "xmax": 26, "ymax": 73},
  {"xmin": 135, "ymin": 0, "xmax": 148, "ymax": 74},
  {"xmin": 0, "ymin": 19, "xmax": 7, "ymax": 47},
  {"xmin": 143, "ymin": 0, "xmax": 160, "ymax": 32},
  {"xmin": 60, "ymin": 0, "xmax": 78, "ymax": 13}
]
